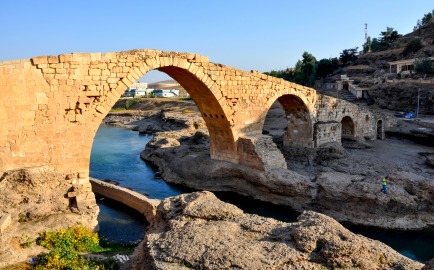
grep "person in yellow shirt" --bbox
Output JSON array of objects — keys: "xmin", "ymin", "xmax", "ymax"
[{"xmin": 382, "ymin": 176, "xmax": 388, "ymax": 194}]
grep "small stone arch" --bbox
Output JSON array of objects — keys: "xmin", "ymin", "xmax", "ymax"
[
  {"xmin": 341, "ymin": 115, "xmax": 355, "ymax": 139},
  {"xmin": 263, "ymin": 94, "xmax": 313, "ymax": 148}
]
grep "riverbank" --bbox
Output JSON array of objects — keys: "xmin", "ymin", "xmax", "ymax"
[{"xmin": 85, "ymin": 176, "xmax": 427, "ymax": 269}]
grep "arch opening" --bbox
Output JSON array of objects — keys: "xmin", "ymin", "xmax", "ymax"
[
  {"xmin": 262, "ymin": 94, "xmax": 313, "ymax": 148},
  {"xmin": 157, "ymin": 66, "xmax": 235, "ymax": 158},
  {"xmin": 87, "ymin": 62, "xmax": 236, "ymax": 172},
  {"xmin": 377, "ymin": 120, "xmax": 384, "ymax": 140},
  {"xmin": 341, "ymin": 116, "xmax": 355, "ymax": 140},
  {"xmin": 279, "ymin": 95, "xmax": 313, "ymax": 148}
]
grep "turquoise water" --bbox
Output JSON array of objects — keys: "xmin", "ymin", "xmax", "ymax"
[
  {"xmin": 90, "ymin": 125, "xmax": 186, "ymax": 199},
  {"xmin": 90, "ymin": 125, "xmax": 434, "ymax": 262}
]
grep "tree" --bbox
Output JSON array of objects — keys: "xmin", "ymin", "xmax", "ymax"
[
  {"xmin": 370, "ymin": 38, "xmax": 381, "ymax": 52},
  {"xmin": 421, "ymin": 10, "xmax": 434, "ymax": 26},
  {"xmin": 339, "ymin": 47, "xmax": 358, "ymax": 65},
  {"xmin": 264, "ymin": 68, "xmax": 296, "ymax": 81},
  {"xmin": 363, "ymin": 36, "xmax": 371, "ymax": 53},
  {"xmin": 293, "ymin": 52, "xmax": 317, "ymax": 86},
  {"xmin": 414, "ymin": 57, "xmax": 434, "ymax": 74},
  {"xmin": 403, "ymin": 39, "xmax": 423, "ymax": 56},
  {"xmin": 379, "ymin": 27, "xmax": 402, "ymax": 50},
  {"xmin": 414, "ymin": 9, "xmax": 434, "ymax": 29},
  {"xmin": 317, "ymin": 58, "xmax": 338, "ymax": 78}
]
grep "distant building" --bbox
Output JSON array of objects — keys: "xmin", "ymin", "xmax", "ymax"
[
  {"xmin": 122, "ymin": 82, "xmax": 153, "ymax": 97},
  {"xmin": 388, "ymin": 57, "xmax": 434, "ymax": 74},
  {"xmin": 153, "ymin": 89, "xmax": 179, "ymax": 98},
  {"xmin": 315, "ymin": 75, "xmax": 368, "ymax": 99},
  {"xmin": 149, "ymin": 79, "xmax": 189, "ymax": 98}
]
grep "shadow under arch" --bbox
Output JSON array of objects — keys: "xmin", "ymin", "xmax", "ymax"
[
  {"xmin": 262, "ymin": 94, "xmax": 314, "ymax": 148},
  {"xmin": 341, "ymin": 115, "xmax": 355, "ymax": 139},
  {"xmin": 156, "ymin": 66, "xmax": 235, "ymax": 158},
  {"xmin": 376, "ymin": 119, "xmax": 384, "ymax": 139}
]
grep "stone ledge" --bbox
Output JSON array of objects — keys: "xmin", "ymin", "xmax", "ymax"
[{"xmin": 90, "ymin": 178, "xmax": 160, "ymax": 224}]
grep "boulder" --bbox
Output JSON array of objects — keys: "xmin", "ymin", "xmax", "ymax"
[{"xmin": 132, "ymin": 191, "xmax": 424, "ymax": 270}]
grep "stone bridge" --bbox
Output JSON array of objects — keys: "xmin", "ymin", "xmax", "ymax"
[{"xmin": 0, "ymin": 49, "xmax": 386, "ymax": 209}]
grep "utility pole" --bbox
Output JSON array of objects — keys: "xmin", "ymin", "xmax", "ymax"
[
  {"xmin": 365, "ymin": 23, "xmax": 370, "ymax": 52},
  {"xmin": 365, "ymin": 23, "xmax": 368, "ymax": 41}
]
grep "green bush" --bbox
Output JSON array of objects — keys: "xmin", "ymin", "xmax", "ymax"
[
  {"xmin": 403, "ymin": 39, "xmax": 422, "ymax": 56},
  {"xmin": 125, "ymin": 98, "xmax": 140, "ymax": 109},
  {"xmin": 37, "ymin": 225, "xmax": 100, "ymax": 253},
  {"xmin": 34, "ymin": 225, "xmax": 118, "ymax": 270},
  {"xmin": 415, "ymin": 57, "xmax": 434, "ymax": 74}
]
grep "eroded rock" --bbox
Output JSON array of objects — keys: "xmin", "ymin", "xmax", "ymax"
[
  {"xmin": 0, "ymin": 167, "xmax": 99, "ymax": 268},
  {"xmin": 132, "ymin": 191, "xmax": 424, "ymax": 270}
]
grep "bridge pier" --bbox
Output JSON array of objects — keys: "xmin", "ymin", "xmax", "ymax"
[{"xmin": 237, "ymin": 135, "xmax": 287, "ymax": 171}]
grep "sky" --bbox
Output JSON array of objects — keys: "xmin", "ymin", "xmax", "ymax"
[{"xmin": 0, "ymin": 1, "xmax": 432, "ymax": 82}]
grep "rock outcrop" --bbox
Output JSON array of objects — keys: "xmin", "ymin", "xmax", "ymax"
[
  {"xmin": 142, "ymin": 129, "xmax": 434, "ymax": 230},
  {"xmin": 132, "ymin": 191, "xmax": 424, "ymax": 269},
  {"xmin": 0, "ymin": 167, "xmax": 99, "ymax": 267}
]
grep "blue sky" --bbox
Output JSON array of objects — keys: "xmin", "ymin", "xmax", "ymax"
[{"xmin": 0, "ymin": 1, "xmax": 432, "ymax": 82}]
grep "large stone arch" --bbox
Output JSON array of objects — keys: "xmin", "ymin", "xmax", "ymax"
[{"xmin": 64, "ymin": 54, "xmax": 237, "ymax": 176}]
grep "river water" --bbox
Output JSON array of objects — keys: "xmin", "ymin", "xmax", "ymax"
[{"xmin": 90, "ymin": 124, "xmax": 434, "ymax": 262}]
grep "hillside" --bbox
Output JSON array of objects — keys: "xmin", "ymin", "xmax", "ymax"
[{"xmin": 322, "ymin": 22, "xmax": 434, "ymax": 114}]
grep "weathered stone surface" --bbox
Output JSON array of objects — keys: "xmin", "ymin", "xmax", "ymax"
[
  {"xmin": 132, "ymin": 191, "xmax": 423, "ymax": 270},
  {"xmin": 0, "ymin": 167, "xmax": 99, "ymax": 268}
]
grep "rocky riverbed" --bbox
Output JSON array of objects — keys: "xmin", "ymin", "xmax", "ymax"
[
  {"xmin": 112, "ymin": 99, "xmax": 433, "ymax": 230},
  {"xmin": 103, "ymin": 98, "xmax": 434, "ymax": 268}
]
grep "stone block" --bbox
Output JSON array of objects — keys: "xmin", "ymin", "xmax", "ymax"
[
  {"xmin": 32, "ymin": 56, "xmax": 48, "ymax": 65},
  {"xmin": 0, "ymin": 214, "xmax": 11, "ymax": 234},
  {"xmin": 59, "ymin": 54, "xmax": 73, "ymax": 62},
  {"xmin": 36, "ymin": 92, "xmax": 49, "ymax": 105},
  {"xmin": 76, "ymin": 198, "xmax": 96, "ymax": 209},
  {"xmin": 78, "ymin": 171, "xmax": 88, "ymax": 179},
  {"xmin": 68, "ymin": 191, "xmax": 78, "ymax": 198},
  {"xmin": 48, "ymin": 56, "xmax": 59, "ymax": 64}
]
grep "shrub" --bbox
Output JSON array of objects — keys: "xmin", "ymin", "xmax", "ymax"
[
  {"xmin": 403, "ymin": 39, "xmax": 422, "ymax": 56},
  {"xmin": 37, "ymin": 225, "xmax": 100, "ymax": 253},
  {"xmin": 415, "ymin": 57, "xmax": 434, "ymax": 74},
  {"xmin": 34, "ymin": 225, "xmax": 118, "ymax": 270},
  {"xmin": 125, "ymin": 98, "xmax": 140, "ymax": 109}
]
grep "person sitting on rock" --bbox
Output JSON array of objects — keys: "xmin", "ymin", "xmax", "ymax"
[{"xmin": 382, "ymin": 176, "xmax": 388, "ymax": 194}]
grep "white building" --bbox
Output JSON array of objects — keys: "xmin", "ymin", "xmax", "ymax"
[
  {"xmin": 152, "ymin": 89, "xmax": 179, "ymax": 98},
  {"xmin": 388, "ymin": 57, "xmax": 434, "ymax": 74},
  {"xmin": 122, "ymin": 82, "xmax": 154, "ymax": 97}
]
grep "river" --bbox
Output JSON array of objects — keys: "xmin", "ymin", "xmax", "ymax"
[{"xmin": 90, "ymin": 124, "xmax": 434, "ymax": 262}]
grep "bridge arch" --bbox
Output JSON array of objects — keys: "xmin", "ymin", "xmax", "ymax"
[
  {"xmin": 262, "ymin": 91, "xmax": 314, "ymax": 148},
  {"xmin": 87, "ymin": 59, "xmax": 236, "ymax": 168}
]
